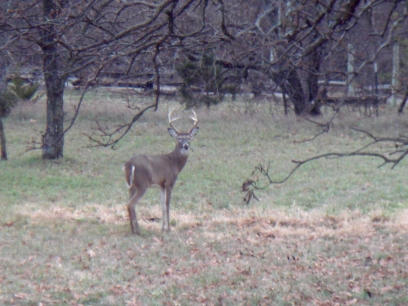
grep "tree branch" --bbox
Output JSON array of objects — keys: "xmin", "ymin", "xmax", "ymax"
[
  {"xmin": 243, "ymin": 128, "xmax": 408, "ymax": 204},
  {"xmin": 84, "ymin": 103, "xmax": 157, "ymax": 149}
]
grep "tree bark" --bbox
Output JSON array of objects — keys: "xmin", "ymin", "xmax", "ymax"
[
  {"xmin": 397, "ymin": 89, "xmax": 408, "ymax": 114},
  {"xmin": 272, "ymin": 69, "xmax": 307, "ymax": 116},
  {"xmin": 40, "ymin": 0, "xmax": 66, "ymax": 159},
  {"xmin": 0, "ymin": 117, "xmax": 7, "ymax": 160},
  {"xmin": 272, "ymin": 61, "xmax": 322, "ymax": 116},
  {"xmin": 41, "ymin": 58, "xmax": 65, "ymax": 159},
  {"xmin": 306, "ymin": 49, "xmax": 322, "ymax": 116}
]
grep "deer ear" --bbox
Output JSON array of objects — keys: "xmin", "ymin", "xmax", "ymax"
[
  {"xmin": 189, "ymin": 126, "xmax": 199, "ymax": 138},
  {"xmin": 168, "ymin": 127, "xmax": 178, "ymax": 138}
]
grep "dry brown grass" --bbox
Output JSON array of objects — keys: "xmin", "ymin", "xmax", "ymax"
[
  {"xmin": 21, "ymin": 201, "xmax": 408, "ymax": 238},
  {"xmin": 3, "ymin": 202, "xmax": 408, "ymax": 305}
]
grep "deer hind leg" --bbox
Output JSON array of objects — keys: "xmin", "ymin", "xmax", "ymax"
[{"xmin": 127, "ymin": 187, "xmax": 147, "ymax": 235}]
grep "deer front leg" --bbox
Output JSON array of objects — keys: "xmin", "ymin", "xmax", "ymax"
[
  {"xmin": 161, "ymin": 186, "xmax": 172, "ymax": 232},
  {"xmin": 160, "ymin": 188, "xmax": 168, "ymax": 232}
]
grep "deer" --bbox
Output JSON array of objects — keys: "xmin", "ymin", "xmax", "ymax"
[{"xmin": 123, "ymin": 109, "xmax": 199, "ymax": 235}]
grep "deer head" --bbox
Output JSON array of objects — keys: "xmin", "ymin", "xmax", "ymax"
[{"xmin": 167, "ymin": 108, "xmax": 199, "ymax": 156}]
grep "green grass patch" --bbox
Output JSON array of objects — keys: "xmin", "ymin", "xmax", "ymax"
[{"xmin": 0, "ymin": 89, "xmax": 407, "ymax": 304}]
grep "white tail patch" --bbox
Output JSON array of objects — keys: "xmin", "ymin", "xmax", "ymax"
[{"xmin": 125, "ymin": 165, "xmax": 135, "ymax": 188}]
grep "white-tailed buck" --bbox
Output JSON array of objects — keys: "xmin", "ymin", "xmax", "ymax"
[{"xmin": 124, "ymin": 109, "xmax": 199, "ymax": 234}]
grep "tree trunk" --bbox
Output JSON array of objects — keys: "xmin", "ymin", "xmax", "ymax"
[
  {"xmin": 305, "ymin": 48, "xmax": 322, "ymax": 116},
  {"xmin": 40, "ymin": 0, "xmax": 66, "ymax": 159},
  {"xmin": 272, "ymin": 69, "xmax": 307, "ymax": 116},
  {"xmin": 272, "ymin": 60, "xmax": 322, "ymax": 116},
  {"xmin": 42, "ymin": 62, "xmax": 65, "ymax": 159},
  {"xmin": 0, "ymin": 117, "xmax": 7, "ymax": 161},
  {"xmin": 282, "ymin": 91, "xmax": 289, "ymax": 116},
  {"xmin": 398, "ymin": 89, "xmax": 408, "ymax": 114}
]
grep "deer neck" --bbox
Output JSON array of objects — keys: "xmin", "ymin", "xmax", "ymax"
[{"xmin": 168, "ymin": 144, "xmax": 189, "ymax": 172}]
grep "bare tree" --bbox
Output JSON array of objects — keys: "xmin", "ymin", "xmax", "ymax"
[
  {"xmin": 1, "ymin": 0, "xmax": 407, "ymax": 158},
  {"xmin": 174, "ymin": 0, "xmax": 407, "ymax": 116},
  {"xmin": 84, "ymin": 1, "xmax": 232, "ymax": 148},
  {"xmin": 0, "ymin": 52, "xmax": 18, "ymax": 161},
  {"xmin": 0, "ymin": 0, "xmax": 225, "ymax": 155}
]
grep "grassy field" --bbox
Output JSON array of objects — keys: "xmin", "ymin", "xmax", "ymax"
[{"xmin": 1, "ymin": 89, "xmax": 408, "ymax": 305}]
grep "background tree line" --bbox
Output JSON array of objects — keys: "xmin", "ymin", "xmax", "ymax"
[{"xmin": 1, "ymin": 0, "xmax": 408, "ymax": 160}]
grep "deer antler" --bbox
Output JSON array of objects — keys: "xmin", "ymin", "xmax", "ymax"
[
  {"xmin": 168, "ymin": 107, "xmax": 181, "ymax": 133},
  {"xmin": 189, "ymin": 110, "xmax": 199, "ymax": 132}
]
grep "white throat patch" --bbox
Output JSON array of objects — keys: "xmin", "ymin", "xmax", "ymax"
[{"xmin": 180, "ymin": 148, "xmax": 190, "ymax": 156}]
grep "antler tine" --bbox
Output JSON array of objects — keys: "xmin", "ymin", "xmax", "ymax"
[
  {"xmin": 168, "ymin": 107, "xmax": 181, "ymax": 133},
  {"xmin": 189, "ymin": 110, "xmax": 199, "ymax": 132}
]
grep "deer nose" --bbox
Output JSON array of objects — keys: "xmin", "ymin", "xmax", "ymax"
[{"xmin": 183, "ymin": 144, "xmax": 189, "ymax": 150}]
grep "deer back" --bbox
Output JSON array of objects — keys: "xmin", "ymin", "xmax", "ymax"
[{"xmin": 124, "ymin": 151, "xmax": 184, "ymax": 189}]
